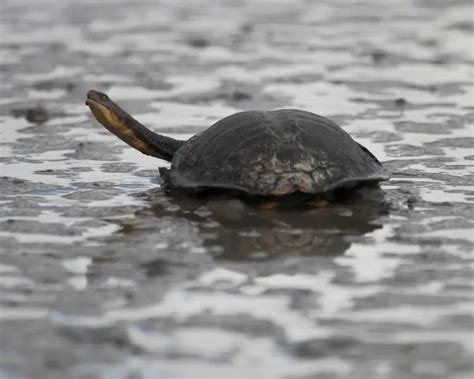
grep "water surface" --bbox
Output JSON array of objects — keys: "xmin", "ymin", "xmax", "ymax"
[{"xmin": 0, "ymin": 1, "xmax": 473, "ymax": 378}]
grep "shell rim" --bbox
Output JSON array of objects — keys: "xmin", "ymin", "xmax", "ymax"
[{"xmin": 170, "ymin": 171, "xmax": 390, "ymax": 197}]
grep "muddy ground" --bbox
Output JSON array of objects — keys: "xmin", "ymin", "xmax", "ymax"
[{"xmin": 0, "ymin": 0, "xmax": 473, "ymax": 378}]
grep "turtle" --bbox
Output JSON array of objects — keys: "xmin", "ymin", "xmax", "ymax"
[{"xmin": 85, "ymin": 89, "xmax": 389, "ymax": 203}]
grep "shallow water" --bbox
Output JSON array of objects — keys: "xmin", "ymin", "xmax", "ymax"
[{"xmin": 0, "ymin": 1, "xmax": 473, "ymax": 378}]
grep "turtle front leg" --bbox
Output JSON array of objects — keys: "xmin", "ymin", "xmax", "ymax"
[
  {"xmin": 158, "ymin": 167, "xmax": 172, "ymax": 193},
  {"xmin": 307, "ymin": 199, "xmax": 329, "ymax": 208}
]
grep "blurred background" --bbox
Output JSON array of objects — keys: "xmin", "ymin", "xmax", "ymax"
[{"xmin": 0, "ymin": 1, "xmax": 473, "ymax": 379}]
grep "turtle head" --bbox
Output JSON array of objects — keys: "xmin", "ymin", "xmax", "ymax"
[{"xmin": 86, "ymin": 89, "xmax": 131, "ymax": 129}]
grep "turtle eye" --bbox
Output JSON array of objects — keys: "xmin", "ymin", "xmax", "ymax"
[{"xmin": 100, "ymin": 94, "xmax": 108, "ymax": 101}]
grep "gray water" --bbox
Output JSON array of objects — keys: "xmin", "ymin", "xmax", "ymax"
[{"xmin": 0, "ymin": 1, "xmax": 473, "ymax": 378}]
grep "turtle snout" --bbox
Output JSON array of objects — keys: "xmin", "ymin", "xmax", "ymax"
[
  {"xmin": 86, "ymin": 90, "xmax": 95, "ymax": 105},
  {"xmin": 87, "ymin": 89, "xmax": 97, "ymax": 99}
]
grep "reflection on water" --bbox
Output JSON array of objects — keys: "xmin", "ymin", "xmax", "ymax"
[{"xmin": 140, "ymin": 188, "xmax": 388, "ymax": 260}]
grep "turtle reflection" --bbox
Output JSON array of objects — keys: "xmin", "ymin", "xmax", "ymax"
[{"xmin": 141, "ymin": 188, "xmax": 388, "ymax": 260}]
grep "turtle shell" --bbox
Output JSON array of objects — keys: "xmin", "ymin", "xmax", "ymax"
[{"xmin": 170, "ymin": 110, "xmax": 389, "ymax": 196}]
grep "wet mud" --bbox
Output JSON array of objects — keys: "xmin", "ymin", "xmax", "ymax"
[{"xmin": 0, "ymin": 1, "xmax": 473, "ymax": 378}]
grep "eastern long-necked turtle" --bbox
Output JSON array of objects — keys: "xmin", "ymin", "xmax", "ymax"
[{"xmin": 85, "ymin": 90, "xmax": 389, "ymax": 202}]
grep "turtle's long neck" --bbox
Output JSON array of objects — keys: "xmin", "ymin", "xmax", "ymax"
[
  {"xmin": 87, "ymin": 97, "xmax": 184, "ymax": 162},
  {"xmin": 119, "ymin": 114, "xmax": 184, "ymax": 161}
]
